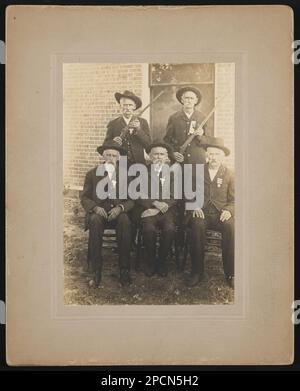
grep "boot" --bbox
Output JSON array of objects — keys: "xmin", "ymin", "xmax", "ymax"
[
  {"xmin": 185, "ymin": 273, "xmax": 203, "ymax": 287},
  {"xmin": 120, "ymin": 269, "xmax": 132, "ymax": 287},
  {"xmin": 157, "ymin": 261, "xmax": 168, "ymax": 277},
  {"xmin": 94, "ymin": 268, "xmax": 102, "ymax": 287}
]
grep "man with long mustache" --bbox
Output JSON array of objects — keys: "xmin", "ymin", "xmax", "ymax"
[
  {"xmin": 184, "ymin": 136, "xmax": 235, "ymax": 288},
  {"xmin": 104, "ymin": 90, "xmax": 151, "ymax": 165},
  {"xmin": 134, "ymin": 140, "xmax": 177, "ymax": 277},
  {"xmin": 80, "ymin": 141, "xmax": 134, "ymax": 287}
]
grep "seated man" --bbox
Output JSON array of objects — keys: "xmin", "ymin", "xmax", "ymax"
[
  {"xmin": 135, "ymin": 140, "xmax": 177, "ymax": 277},
  {"xmin": 184, "ymin": 136, "xmax": 234, "ymax": 288},
  {"xmin": 80, "ymin": 141, "xmax": 134, "ymax": 287}
]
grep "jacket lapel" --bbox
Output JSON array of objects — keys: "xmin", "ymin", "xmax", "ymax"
[
  {"xmin": 204, "ymin": 164, "xmax": 212, "ymax": 185},
  {"xmin": 205, "ymin": 164, "xmax": 225, "ymax": 184},
  {"xmin": 116, "ymin": 115, "xmax": 127, "ymax": 130}
]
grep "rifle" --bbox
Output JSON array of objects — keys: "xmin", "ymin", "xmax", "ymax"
[
  {"xmin": 119, "ymin": 90, "xmax": 165, "ymax": 140},
  {"xmin": 179, "ymin": 93, "xmax": 228, "ymax": 155}
]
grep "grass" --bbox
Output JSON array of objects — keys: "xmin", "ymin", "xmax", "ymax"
[{"xmin": 64, "ymin": 213, "xmax": 234, "ymax": 305}]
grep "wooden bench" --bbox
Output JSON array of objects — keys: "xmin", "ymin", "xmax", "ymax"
[{"xmin": 102, "ymin": 229, "xmax": 118, "ymax": 249}]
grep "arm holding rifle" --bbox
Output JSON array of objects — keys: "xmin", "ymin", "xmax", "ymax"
[
  {"xmin": 179, "ymin": 95, "xmax": 227, "ymax": 155},
  {"xmin": 129, "ymin": 117, "xmax": 151, "ymax": 147},
  {"xmin": 118, "ymin": 90, "xmax": 164, "ymax": 145}
]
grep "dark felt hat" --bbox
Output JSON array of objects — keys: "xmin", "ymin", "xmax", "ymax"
[
  {"xmin": 114, "ymin": 90, "xmax": 142, "ymax": 109},
  {"xmin": 145, "ymin": 139, "xmax": 174, "ymax": 157},
  {"xmin": 176, "ymin": 86, "xmax": 202, "ymax": 105},
  {"xmin": 96, "ymin": 140, "xmax": 126, "ymax": 156},
  {"xmin": 200, "ymin": 136, "xmax": 230, "ymax": 156}
]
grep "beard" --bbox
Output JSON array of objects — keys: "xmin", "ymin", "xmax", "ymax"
[
  {"xmin": 105, "ymin": 160, "xmax": 117, "ymax": 167},
  {"xmin": 209, "ymin": 160, "xmax": 220, "ymax": 169}
]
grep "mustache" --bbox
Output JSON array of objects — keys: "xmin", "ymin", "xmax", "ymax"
[
  {"xmin": 105, "ymin": 160, "xmax": 117, "ymax": 166},
  {"xmin": 153, "ymin": 159, "xmax": 170, "ymax": 166}
]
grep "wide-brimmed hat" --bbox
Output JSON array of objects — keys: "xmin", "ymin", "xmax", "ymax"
[
  {"xmin": 176, "ymin": 86, "xmax": 202, "ymax": 105},
  {"xmin": 96, "ymin": 140, "xmax": 126, "ymax": 156},
  {"xmin": 200, "ymin": 136, "xmax": 230, "ymax": 156},
  {"xmin": 145, "ymin": 139, "xmax": 174, "ymax": 157},
  {"xmin": 114, "ymin": 90, "xmax": 142, "ymax": 109}
]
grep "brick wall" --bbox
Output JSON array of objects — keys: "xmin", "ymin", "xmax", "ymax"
[
  {"xmin": 214, "ymin": 63, "xmax": 235, "ymax": 170},
  {"xmin": 63, "ymin": 63, "xmax": 235, "ymax": 188},
  {"xmin": 63, "ymin": 63, "xmax": 145, "ymax": 188}
]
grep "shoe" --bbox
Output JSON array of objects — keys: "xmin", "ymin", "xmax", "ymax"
[
  {"xmin": 120, "ymin": 271, "xmax": 132, "ymax": 287},
  {"xmin": 176, "ymin": 257, "xmax": 185, "ymax": 272},
  {"xmin": 226, "ymin": 276, "xmax": 234, "ymax": 289},
  {"xmin": 185, "ymin": 273, "xmax": 203, "ymax": 287},
  {"xmin": 94, "ymin": 269, "xmax": 102, "ymax": 287},
  {"xmin": 157, "ymin": 263, "xmax": 168, "ymax": 277},
  {"xmin": 144, "ymin": 263, "xmax": 156, "ymax": 277}
]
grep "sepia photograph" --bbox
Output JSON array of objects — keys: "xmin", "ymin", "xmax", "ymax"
[
  {"xmin": 6, "ymin": 5, "xmax": 293, "ymax": 366},
  {"xmin": 63, "ymin": 62, "xmax": 235, "ymax": 305}
]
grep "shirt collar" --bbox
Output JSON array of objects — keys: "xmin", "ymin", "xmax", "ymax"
[
  {"xmin": 104, "ymin": 163, "xmax": 116, "ymax": 178},
  {"xmin": 122, "ymin": 115, "xmax": 133, "ymax": 125},
  {"xmin": 182, "ymin": 109, "xmax": 194, "ymax": 119}
]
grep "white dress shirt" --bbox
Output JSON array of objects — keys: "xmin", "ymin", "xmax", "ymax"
[
  {"xmin": 104, "ymin": 163, "xmax": 116, "ymax": 180},
  {"xmin": 208, "ymin": 168, "xmax": 218, "ymax": 182}
]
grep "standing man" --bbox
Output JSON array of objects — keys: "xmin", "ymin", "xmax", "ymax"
[
  {"xmin": 134, "ymin": 140, "xmax": 177, "ymax": 277},
  {"xmin": 184, "ymin": 136, "xmax": 234, "ymax": 288},
  {"xmin": 80, "ymin": 140, "xmax": 134, "ymax": 287},
  {"xmin": 164, "ymin": 86, "xmax": 210, "ymax": 254},
  {"xmin": 105, "ymin": 90, "xmax": 151, "ymax": 164},
  {"xmin": 164, "ymin": 86, "xmax": 209, "ymax": 165}
]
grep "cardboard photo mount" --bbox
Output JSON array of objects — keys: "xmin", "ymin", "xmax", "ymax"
[{"xmin": 6, "ymin": 5, "xmax": 294, "ymax": 365}]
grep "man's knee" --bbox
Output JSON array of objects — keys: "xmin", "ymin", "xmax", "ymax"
[
  {"xmin": 221, "ymin": 217, "xmax": 234, "ymax": 233},
  {"xmin": 142, "ymin": 219, "xmax": 156, "ymax": 234},
  {"xmin": 160, "ymin": 212, "xmax": 176, "ymax": 232},
  {"xmin": 117, "ymin": 212, "xmax": 131, "ymax": 228},
  {"xmin": 89, "ymin": 212, "xmax": 106, "ymax": 227},
  {"xmin": 189, "ymin": 216, "xmax": 206, "ymax": 231},
  {"xmin": 162, "ymin": 221, "xmax": 176, "ymax": 233}
]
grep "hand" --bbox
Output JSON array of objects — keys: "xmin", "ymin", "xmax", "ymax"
[
  {"xmin": 107, "ymin": 206, "xmax": 122, "ymax": 222},
  {"xmin": 192, "ymin": 208, "xmax": 205, "ymax": 219},
  {"xmin": 141, "ymin": 208, "xmax": 160, "ymax": 219},
  {"xmin": 173, "ymin": 152, "xmax": 184, "ymax": 163},
  {"xmin": 220, "ymin": 210, "xmax": 232, "ymax": 222},
  {"xmin": 193, "ymin": 127, "xmax": 204, "ymax": 137},
  {"xmin": 93, "ymin": 206, "xmax": 107, "ymax": 219},
  {"xmin": 153, "ymin": 201, "xmax": 169, "ymax": 214},
  {"xmin": 113, "ymin": 136, "xmax": 122, "ymax": 145},
  {"xmin": 129, "ymin": 118, "xmax": 140, "ymax": 130}
]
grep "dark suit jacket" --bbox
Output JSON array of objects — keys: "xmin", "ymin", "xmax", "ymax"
[
  {"xmin": 105, "ymin": 116, "xmax": 151, "ymax": 163},
  {"xmin": 164, "ymin": 109, "xmax": 209, "ymax": 164},
  {"xmin": 203, "ymin": 164, "xmax": 234, "ymax": 217},
  {"xmin": 134, "ymin": 165, "xmax": 177, "ymax": 216},
  {"xmin": 80, "ymin": 165, "xmax": 134, "ymax": 229}
]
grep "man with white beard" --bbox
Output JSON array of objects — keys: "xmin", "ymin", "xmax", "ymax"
[
  {"xmin": 134, "ymin": 140, "xmax": 177, "ymax": 277},
  {"xmin": 184, "ymin": 136, "xmax": 235, "ymax": 288}
]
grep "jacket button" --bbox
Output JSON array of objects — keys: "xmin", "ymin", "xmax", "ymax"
[
  {"xmin": 188, "ymin": 144, "xmax": 190, "ymax": 146},
  {"xmin": 111, "ymin": 204, "xmax": 114, "ymax": 208},
  {"xmin": 187, "ymin": 154, "xmax": 191, "ymax": 157}
]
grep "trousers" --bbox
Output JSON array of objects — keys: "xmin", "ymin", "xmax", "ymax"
[
  {"xmin": 87, "ymin": 212, "xmax": 132, "ymax": 274},
  {"xmin": 186, "ymin": 210, "xmax": 234, "ymax": 278},
  {"xmin": 141, "ymin": 210, "xmax": 176, "ymax": 269}
]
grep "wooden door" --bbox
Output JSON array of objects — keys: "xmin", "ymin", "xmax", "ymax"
[{"xmin": 149, "ymin": 63, "xmax": 215, "ymax": 140}]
